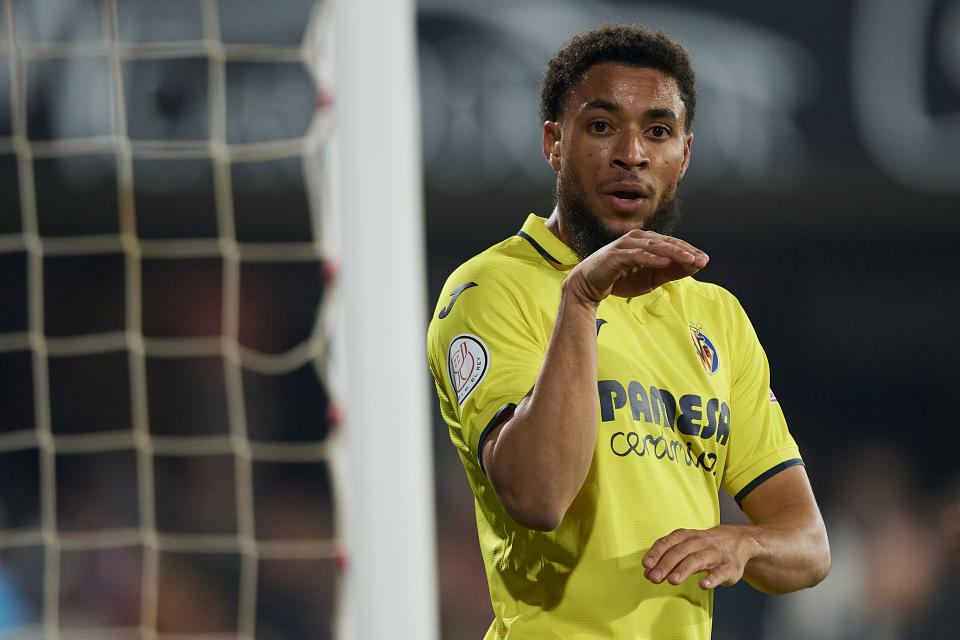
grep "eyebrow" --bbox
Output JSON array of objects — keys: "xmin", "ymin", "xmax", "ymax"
[
  {"xmin": 580, "ymin": 100, "xmax": 681, "ymax": 123},
  {"xmin": 582, "ymin": 99, "xmax": 621, "ymax": 112},
  {"xmin": 645, "ymin": 108, "xmax": 681, "ymax": 122}
]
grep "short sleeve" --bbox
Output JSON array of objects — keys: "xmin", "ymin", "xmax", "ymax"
[
  {"xmin": 719, "ymin": 296, "xmax": 803, "ymax": 505},
  {"xmin": 427, "ymin": 264, "xmax": 553, "ymax": 469}
]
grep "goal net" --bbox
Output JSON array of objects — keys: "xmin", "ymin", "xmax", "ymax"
[{"xmin": 0, "ymin": 0, "xmax": 436, "ymax": 638}]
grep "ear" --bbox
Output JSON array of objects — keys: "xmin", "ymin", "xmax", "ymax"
[
  {"xmin": 677, "ymin": 131, "xmax": 693, "ymax": 181},
  {"xmin": 542, "ymin": 121, "xmax": 562, "ymax": 172}
]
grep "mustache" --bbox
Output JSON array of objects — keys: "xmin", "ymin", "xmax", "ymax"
[{"xmin": 555, "ymin": 171, "xmax": 682, "ymax": 259}]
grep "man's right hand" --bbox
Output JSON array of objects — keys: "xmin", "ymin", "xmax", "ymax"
[
  {"xmin": 564, "ymin": 229, "xmax": 709, "ymax": 304},
  {"xmin": 484, "ymin": 229, "xmax": 707, "ymax": 530}
]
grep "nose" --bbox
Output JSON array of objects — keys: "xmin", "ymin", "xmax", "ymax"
[{"xmin": 611, "ymin": 131, "xmax": 648, "ymax": 170}]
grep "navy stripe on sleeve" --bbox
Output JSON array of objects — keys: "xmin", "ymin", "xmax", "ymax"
[
  {"xmin": 477, "ymin": 403, "xmax": 517, "ymax": 474},
  {"xmin": 734, "ymin": 458, "xmax": 805, "ymax": 506},
  {"xmin": 516, "ymin": 230, "xmax": 561, "ymax": 264}
]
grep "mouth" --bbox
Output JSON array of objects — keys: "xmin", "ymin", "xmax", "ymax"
[{"xmin": 603, "ymin": 187, "xmax": 651, "ymax": 213}]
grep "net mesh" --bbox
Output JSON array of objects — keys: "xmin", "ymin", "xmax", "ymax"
[{"xmin": 0, "ymin": 0, "xmax": 342, "ymax": 638}]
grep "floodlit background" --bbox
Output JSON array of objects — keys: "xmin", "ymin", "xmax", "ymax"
[{"xmin": 0, "ymin": 0, "xmax": 958, "ymax": 639}]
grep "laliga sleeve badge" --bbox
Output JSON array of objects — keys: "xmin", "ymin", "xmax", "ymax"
[
  {"xmin": 447, "ymin": 334, "xmax": 489, "ymax": 405},
  {"xmin": 689, "ymin": 321, "xmax": 719, "ymax": 375}
]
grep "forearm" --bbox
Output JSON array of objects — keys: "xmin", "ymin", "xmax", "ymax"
[
  {"xmin": 643, "ymin": 466, "xmax": 830, "ymax": 592},
  {"xmin": 740, "ymin": 501, "xmax": 831, "ymax": 594},
  {"xmin": 484, "ymin": 227, "xmax": 708, "ymax": 530},
  {"xmin": 485, "ymin": 286, "xmax": 600, "ymax": 530}
]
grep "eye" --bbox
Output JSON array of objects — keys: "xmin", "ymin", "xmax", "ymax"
[
  {"xmin": 649, "ymin": 125, "xmax": 671, "ymax": 138},
  {"xmin": 590, "ymin": 121, "xmax": 610, "ymax": 133}
]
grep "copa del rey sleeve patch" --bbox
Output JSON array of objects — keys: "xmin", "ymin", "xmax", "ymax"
[{"xmin": 447, "ymin": 334, "xmax": 489, "ymax": 405}]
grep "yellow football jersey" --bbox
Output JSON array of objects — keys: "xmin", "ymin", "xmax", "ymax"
[{"xmin": 427, "ymin": 214, "xmax": 802, "ymax": 639}]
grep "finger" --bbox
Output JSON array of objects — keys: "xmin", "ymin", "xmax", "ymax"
[
  {"xmin": 644, "ymin": 542, "xmax": 698, "ymax": 584},
  {"xmin": 622, "ymin": 230, "xmax": 709, "ymax": 266},
  {"xmin": 699, "ymin": 562, "xmax": 745, "ymax": 590},
  {"xmin": 584, "ymin": 248, "xmax": 667, "ymax": 296},
  {"xmin": 643, "ymin": 532, "xmax": 702, "ymax": 583},
  {"xmin": 618, "ymin": 233, "xmax": 705, "ymax": 266},
  {"xmin": 609, "ymin": 247, "xmax": 672, "ymax": 269},
  {"xmin": 663, "ymin": 550, "xmax": 716, "ymax": 585},
  {"xmin": 654, "ymin": 234, "xmax": 709, "ymax": 261},
  {"xmin": 654, "ymin": 236, "xmax": 709, "ymax": 268},
  {"xmin": 643, "ymin": 528, "xmax": 693, "ymax": 570},
  {"xmin": 624, "ymin": 228, "xmax": 705, "ymax": 255}
]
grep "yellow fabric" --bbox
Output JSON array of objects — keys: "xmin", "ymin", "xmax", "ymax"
[{"xmin": 426, "ymin": 214, "xmax": 802, "ymax": 639}]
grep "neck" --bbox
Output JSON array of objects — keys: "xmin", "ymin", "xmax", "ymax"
[{"xmin": 545, "ymin": 206, "xmax": 565, "ymax": 243}]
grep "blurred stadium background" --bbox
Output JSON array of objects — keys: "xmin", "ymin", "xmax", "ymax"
[{"xmin": 0, "ymin": 0, "xmax": 958, "ymax": 639}]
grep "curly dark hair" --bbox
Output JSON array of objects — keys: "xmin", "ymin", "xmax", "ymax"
[{"xmin": 539, "ymin": 24, "xmax": 696, "ymax": 130}]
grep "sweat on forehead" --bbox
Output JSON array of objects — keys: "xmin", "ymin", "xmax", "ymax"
[{"xmin": 539, "ymin": 24, "xmax": 696, "ymax": 130}]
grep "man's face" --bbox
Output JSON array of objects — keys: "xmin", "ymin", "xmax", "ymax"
[{"xmin": 542, "ymin": 63, "xmax": 693, "ymax": 258}]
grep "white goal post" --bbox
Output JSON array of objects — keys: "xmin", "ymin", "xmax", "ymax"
[
  {"xmin": 332, "ymin": 0, "xmax": 437, "ymax": 640},
  {"xmin": 330, "ymin": 0, "xmax": 439, "ymax": 638}
]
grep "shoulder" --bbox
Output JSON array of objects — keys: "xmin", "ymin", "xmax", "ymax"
[
  {"xmin": 664, "ymin": 278, "xmax": 758, "ymax": 343},
  {"xmin": 433, "ymin": 234, "xmax": 564, "ymax": 314},
  {"xmin": 427, "ymin": 234, "xmax": 563, "ymax": 356},
  {"xmin": 448, "ymin": 234, "xmax": 557, "ymax": 286},
  {"xmin": 667, "ymin": 277, "xmax": 745, "ymax": 312}
]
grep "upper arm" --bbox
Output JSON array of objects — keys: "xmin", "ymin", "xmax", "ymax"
[
  {"xmin": 480, "ymin": 409, "xmax": 511, "ymax": 477},
  {"xmin": 740, "ymin": 464, "xmax": 823, "ymax": 527},
  {"xmin": 428, "ymin": 267, "xmax": 548, "ymax": 469},
  {"xmin": 738, "ymin": 463, "xmax": 831, "ymax": 593}
]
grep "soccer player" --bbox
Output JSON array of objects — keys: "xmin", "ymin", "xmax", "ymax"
[{"xmin": 426, "ymin": 24, "xmax": 830, "ymax": 639}]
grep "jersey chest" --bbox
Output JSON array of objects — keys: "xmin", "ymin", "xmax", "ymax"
[{"xmin": 593, "ymin": 295, "xmax": 733, "ymax": 486}]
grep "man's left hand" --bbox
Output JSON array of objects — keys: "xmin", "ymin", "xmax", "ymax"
[{"xmin": 642, "ymin": 525, "xmax": 760, "ymax": 590}]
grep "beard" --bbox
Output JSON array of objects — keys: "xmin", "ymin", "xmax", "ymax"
[{"xmin": 556, "ymin": 169, "xmax": 682, "ymax": 260}]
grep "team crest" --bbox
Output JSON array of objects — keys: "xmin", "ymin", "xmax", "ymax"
[
  {"xmin": 447, "ymin": 334, "xmax": 489, "ymax": 405},
  {"xmin": 689, "ymin": 322, "xmax": 719, "ymax": 375}
]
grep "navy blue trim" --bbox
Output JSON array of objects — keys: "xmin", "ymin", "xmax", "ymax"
[
  {"xmin": 477, "ymin": 403, "xmax": 517, "ymax": 474},
  {"xmin": 734, "ymin": 458, "xmax": 805, "ymax": 506},
  {"xmin": 516, "ymin": 230, "xmax": 561, "ymax": 264}
]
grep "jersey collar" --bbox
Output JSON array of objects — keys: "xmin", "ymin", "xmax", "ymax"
[
  {"xmin": 516, "ymin": 214, "xmax": 580, "ymax": 268},
  {"xmin": 517, "ymin": 213, "xmax": 673, "ymax": 315}
]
